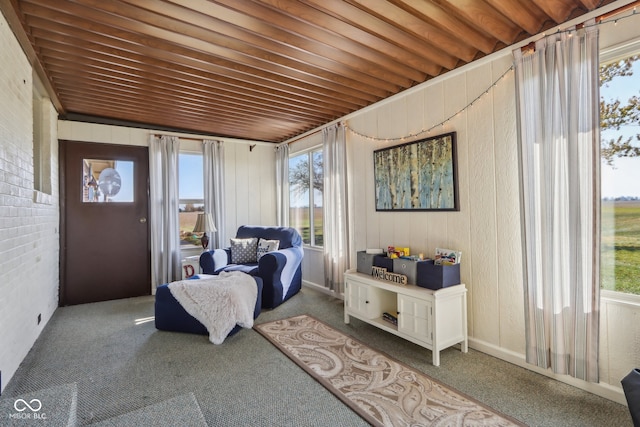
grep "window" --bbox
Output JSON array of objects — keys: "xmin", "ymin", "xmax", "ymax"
[
  {"xmin": 600, "ymin": 50, "xmax": 640, "ymax": 296},
  {"xmin": 32, "ymin": 76, "xmax": 52, "ymax": 197},
  {"xmin": 289, "ymin": 149, "xmax": 323, "ymax": 246},
  {"xmin": 82, "ymin": 159, "xmax": 134, "ymax": 203},
  {"xmin": 179, "ymin": 152, "xmax": 204, "ymax": 248}
]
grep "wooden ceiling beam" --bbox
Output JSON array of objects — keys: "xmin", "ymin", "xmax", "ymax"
[
  {"xmin": 170, "ymin": 0, "xmax": 443, "ymax": 78},
  {"xmin": 529, "ymin": 0, "xmax": 582, "ymax": 23},
  {"xmin": 50, "ymin": 74, "xmax": 331, "ymax": 126},
  {"xmin": 42, "ymin": 53, "xmax": 347, "ymax": 121},
  {"xmin": 51, "ymin": 77, "xmax": 326, "ymax": 129},
  {"xmin": 24, "ymin": 19, "xmax": 377, "ymax": 108},
  {"xmin": 391, "ymin": 0, "xmax": 499, "ymax": 54},
  {"xmin": 579, "ymin": 0, "xmax": 602, "ymax": 12},
  {"xmin": 63, "ymin": 100, "xmax": 306, "ymax": 139},
  {"xmin": 483, "ymin": 0, "xmax": 551, "ymax": 35},
  {"xmin": 73, "ymin": 0, "xmax": 414, "ymax": 92},
  {"xmin": 53, "ymin": 80, "xmax": 333, "ymax": 129},
  {"xmin": 345, "ymin": 0, "xmax": 483, "ymax": 59},
  {"xmin": 227, "ymin": 0, "xmax": 457, "ymax": 71},
  {"xmin": 429, "ymin": 0, "xmax": 523, "ymax": 44},
  {"xmin": 21, "ymin": 0, "xmax": 390, "ymax": 102},
  {"xmin": 32, "ymin": 31, "xmax": 362, "ymax": 113},
  {"xmin": 60, "ymin": 99, "xmax": 315, "ymax": 138},
  {"xmin": 122, "ymin": 0, "xmax": 429, "ymax": 85}
]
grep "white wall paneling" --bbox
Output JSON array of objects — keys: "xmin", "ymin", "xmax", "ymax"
[{"xmin": 290, "ymin": 5, "xmax": 640, "ymax": 403}]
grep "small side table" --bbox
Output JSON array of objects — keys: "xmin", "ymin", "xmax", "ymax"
[{"xmin": 181, "ymin": 255, "xmax": 200, "ymax": 279}]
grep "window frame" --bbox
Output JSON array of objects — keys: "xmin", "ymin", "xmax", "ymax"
[
  {"xmin": 599, "ymin": 39, "xmax": 640, "ymax": 302},
  {"xmin": 289, "ymin": 146, "xmax": 323, "ymax": 248},
  {"xmin": 32, "ymin": 74, "xmax": 53, "ymax": 203},
  {"xmin": 178, "ymin": 149, "xmax": 205, "ymax": 251}
]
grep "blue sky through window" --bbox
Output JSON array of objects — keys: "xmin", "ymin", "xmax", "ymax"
[
  {"xmin": 112, "ymin": 160, "xmax": 133, "ymax": 202},
  {"xmin": 289, "ymin": 154, "xmax": 309, "ymax": 208},
  {"xmin": 601, "ymin": 59, "xmax": 640, "ymax": 198},
  {"xmin": 179, "ymin": 153, "xmax": 204, "ymax": 199}
]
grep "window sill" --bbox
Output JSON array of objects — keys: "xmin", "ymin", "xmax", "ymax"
[
  {"xmin": 180, "ymin": 246, "xmax": 203, "ymax": 259},
  {"xmin": 601, "ymin": 289, "xmax": 640, "ymax": 307},
  {"xmin": 33, "ymin": 190, "xmax": 53, "ymax": 205}
]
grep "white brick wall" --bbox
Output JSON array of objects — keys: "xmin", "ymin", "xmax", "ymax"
[{"xmin": 0, "ymin": 13, "xmax": 59, "ymax": 393}]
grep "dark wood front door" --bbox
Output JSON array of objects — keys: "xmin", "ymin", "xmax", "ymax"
[{"xmin": 60, "ymin": 140, "xmax": 150, "ymax": 305}]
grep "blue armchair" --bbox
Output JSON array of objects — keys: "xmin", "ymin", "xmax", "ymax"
[{"xmin": 199, "ymin": 225, "xmax": 304, "ymax": 309}]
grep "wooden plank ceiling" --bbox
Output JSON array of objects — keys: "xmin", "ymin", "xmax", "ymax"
[{"xmin": 4, "ymin": 0, "xmax": 615, "ymax": 142}]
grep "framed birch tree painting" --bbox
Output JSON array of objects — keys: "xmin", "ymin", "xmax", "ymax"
[{"xmin": 373, "ymin": 132, "xmax": 459, "ymax": 211}]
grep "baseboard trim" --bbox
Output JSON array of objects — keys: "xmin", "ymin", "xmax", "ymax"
[
  {"xmin": 301, "ymin": 281, "xmax": 627, "ymax": 406},
  {"xmin": 468, "ymin": 338, "xmax": 627, "ymax": 405},
  {"xmin": 302, "ymin": 281, "xmax": 343, "ymax": 299}
]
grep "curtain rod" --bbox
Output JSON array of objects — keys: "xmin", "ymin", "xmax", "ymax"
[
  {"xmin": 598, "ymin": 0, "xmax": 640, "ymax": 22},
  {"xmin": 151, "ymin": 132, "xmax": 272, "ymax": 146},
  {"xmin": 520, "ymin": 0, "xmax": 640, "ymax": 53},
  {"xmin": 151, "ymin": 133, "xmax": 208, "ymax": 142}
]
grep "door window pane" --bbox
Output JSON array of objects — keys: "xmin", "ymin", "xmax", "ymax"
[{"xmin": 82, "ymin": 159, "xmax": 134, "ymax": 203}]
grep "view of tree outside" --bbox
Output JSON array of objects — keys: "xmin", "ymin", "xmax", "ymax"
[
  {"xmin": 289, "ymin": 149, "xmax": 323, "ymax": 246},
  {"xmin": 600, "ymin": 53, "xmax": 640, "ymax": 295},
  {"xmin": 179, "ymin": 153, "xmax": 205, "ymax": 247}
]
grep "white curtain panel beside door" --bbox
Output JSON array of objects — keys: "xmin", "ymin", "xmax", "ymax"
[
  {"xmin": 149, "ymin": 134, "xmax": 182, "ymax": 287},
  {"xmin": 203, "ymin": 139, "xmax": 226, "ymax": 249}
]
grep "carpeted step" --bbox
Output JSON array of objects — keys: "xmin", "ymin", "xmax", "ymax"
[
  {"xmin": 0, "ymin": 382, "xmax": 78, "ymax": 426},
  {"xmin": 87, "ymin": 393, "xmax": 207, "ymax": 427}
]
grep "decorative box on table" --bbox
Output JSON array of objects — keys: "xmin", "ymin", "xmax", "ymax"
[
  {"xmin": 356, "ymin": 251, "xmax": 377, "ymax": 274},
  {"xmin": 416, "ymin": 260, "xmax": 461, "ymax": 290},
  {"xmin": 373, "ymin": 254, "xmax": 394, "ymax": 273},
  {"xmin": 392, "ymin": 258, "xmax": 418, "ymax": 285}
]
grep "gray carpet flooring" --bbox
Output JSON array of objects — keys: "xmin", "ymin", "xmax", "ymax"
[{"xmin": 0, "ymin": 286, "xmax": 632, "ymax": 426}]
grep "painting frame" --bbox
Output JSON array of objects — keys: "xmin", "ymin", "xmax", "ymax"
[{"xmin": 373, "ymin": 132, "xmax": 459, "ymax": 212}]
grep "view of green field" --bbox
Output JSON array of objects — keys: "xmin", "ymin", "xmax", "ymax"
[
  {"xmin": 601, "ymin": 200, "xmax": 640, "ymax": 295},
  {"xmin": 290, "ymin": 207, "xmax": 323, "ymax": 246}
]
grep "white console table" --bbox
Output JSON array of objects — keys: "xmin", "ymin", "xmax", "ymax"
[{"xmin": 344, "ymin": 269, "xmax": 468, "ymax": 366}]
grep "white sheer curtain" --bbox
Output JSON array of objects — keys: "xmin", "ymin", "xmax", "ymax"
[
  {"xmin": 149, "ymin": 134, "xmax": 181, "ymax": 287},
  {"xmin": 275, "ymin": 143, "xmax": 289, "ymax": 226},
  {"xmin": 203, "ymin": 139, "xmax": 225, "ymax": 249},
  {"xmin": 513, "ymin": 21, "xmax": 600, "ymax": 382},
  {"xmin": 323, "ymin": 123, "xmax": 349, "ymax": 293}
]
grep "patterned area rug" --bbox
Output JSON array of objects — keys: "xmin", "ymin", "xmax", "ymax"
[{"xmin": 255, "ymin": 314, "xmax": 526, "ymax": 427}]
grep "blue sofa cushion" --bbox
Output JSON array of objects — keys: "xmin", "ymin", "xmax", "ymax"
[{"xmin": 216, "ymin": 263, "xmax": 258, "ymax": 275}]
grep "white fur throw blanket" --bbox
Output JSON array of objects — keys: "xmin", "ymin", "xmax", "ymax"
[{"xmin": 168, "ymin": 271, "xmax": 257, "ymax": 344}]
